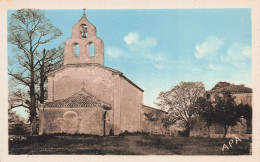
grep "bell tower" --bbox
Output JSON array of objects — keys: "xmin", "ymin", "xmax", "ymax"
[{"xmin": 64, "ymin": 9, "xmax": 104, "ymax": 65}]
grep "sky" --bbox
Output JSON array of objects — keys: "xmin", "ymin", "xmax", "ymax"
[{"xmin": 8, "ymin": 9, "xmax": 252, "ymax": 119}]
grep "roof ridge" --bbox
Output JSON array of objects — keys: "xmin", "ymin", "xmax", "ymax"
[
  {"xmin": 209, "ymin": 84, "xmax": 252, "ymax": 93},
  {"xmin": 45, "ymin": 89, "xmax": 111, "ymax": 108}
]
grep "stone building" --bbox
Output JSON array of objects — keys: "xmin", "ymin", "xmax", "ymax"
[
  {"xmin": 39, "ymin": 11, "xmax": 162, "ymax": 136},
  {"xmin": 190, "ymin": 84, "xmax": 252, "ymax": 139}
]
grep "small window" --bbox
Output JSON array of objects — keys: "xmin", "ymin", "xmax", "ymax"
[
  {"xmin": 80, "ymin": 24, "xmax": 87, "ymax": 38},
  {"xmin": 89, "ymin": 43, "xmax": 95, "ymax": 57},
  {"xmin": 74, "ymin": 44, "xmax": 80, "ymax": 58}
]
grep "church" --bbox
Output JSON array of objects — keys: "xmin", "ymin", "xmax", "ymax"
[{"xmin": 38, "ymin": 11, "xmax": 165, "ymax": 136}]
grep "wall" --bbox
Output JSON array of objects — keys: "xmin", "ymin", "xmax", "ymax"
[
  {"xmin": 39, "ymin": 107, "xmax": 112, "ymax": 136},
  {"xmin": 233, "ymin": 93, "xmax": 252, "ymax": 107},
  {"xmin": 47, "ymin": 65, "xmax": 118, "ymax": 130},
  {"xmin": 190, "ymin": 117, "xmax": 251, "ymax": 139},
  {"xmin": 119, "ymin": 77, "xmax": 143, "ymax": 133},
  {"xmin": 140, "ymin": 105, "xmax": 167, "ymax": 135},
  {"xmin": 50, "ymin": 65, "xmax": 116, "ymax": 103}
]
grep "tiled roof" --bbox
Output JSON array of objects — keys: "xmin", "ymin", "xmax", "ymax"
[
  {"xmin": 209, "ymin": 84, "xmax": 252, "ymax": 93},
  {"xmin": 45, "ymin": 89, "xmax": 112, "ymax": 108}
]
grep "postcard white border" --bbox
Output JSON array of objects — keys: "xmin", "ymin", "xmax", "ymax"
[{"xmin": 0, "ymin": 0, "xmax": 259, "ymax": 162}]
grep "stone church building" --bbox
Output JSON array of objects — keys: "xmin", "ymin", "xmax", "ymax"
[{"xmin": 38, "ymin": 12, "xmax": 164, "ymax": 136}]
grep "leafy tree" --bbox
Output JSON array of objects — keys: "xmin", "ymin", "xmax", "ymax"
[
  {"xmin": 144, "ymin": 110, "xmax": 161, "ymax": 135},
  {"xmin": 211, "ymin": 81, "xmax": 231, "ymax": 91},
  {"xmin": 8, "ymin": 9, "xmax": 62, "ymax": 134},
  {"xmin": 8, "ymin": 110, "xmax": 26, "ymax": 124},
  {"xmin": 144, "ymin": 110, "xmax": 175, "ymax": 135},
  {"xmin": 213, "ymin": 92, "xmax": 241, "ymax": 138},
  {"xmin": 161, "ymin": 116, "xmax": 176, "ymax": 134},
  {"xmin": 237, "ymin": 103, "xmax": 252, "ymax": 133},
  {"xmin": 194, "ymin": 97, "xmax": 215, "ymax": 135},
  {"xmin": 156, "ymin": 81, "xmax": 205, "ymax": 136}
]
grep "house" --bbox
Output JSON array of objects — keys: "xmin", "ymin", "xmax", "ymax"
[
  {"xmin": 190, "ymin": 84, "xmax": 252, "ymax": 139},
  {"xmin": 38, "ymin": 11, "xmax": 163, "ymax": 136}
]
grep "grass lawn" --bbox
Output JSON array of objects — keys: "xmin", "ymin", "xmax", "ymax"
[{"xmin": 9, "ymin": 134, "xmax": 251, "ymax": 155}]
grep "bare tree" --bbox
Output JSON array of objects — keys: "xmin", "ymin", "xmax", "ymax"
[
  {"xmin": 156, "ymin": 81, "xmax": 205, "ymax": 136},
  {"xmin": 36, "ymin": 47, "xmax": 64, "ymax": 103},
  {"xmin": 8, "ymin": 9, "xmax": 62, "ymax": 134}
]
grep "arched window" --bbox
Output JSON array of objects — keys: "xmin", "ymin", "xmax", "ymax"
[
  {"xmin": 74, "ymin": 43, "xmax": 80, "ymax": 58},
  {"xmin": 89, "ymin": 43, "xmax": 95, "ymax": 57},
  {"xmin": 80, "ymin": 24, "xmax": 87, "ymax": 38}
]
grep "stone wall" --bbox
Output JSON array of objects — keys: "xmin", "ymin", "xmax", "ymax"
[
  {"xmin": 140, "ymin": 105, "xmax": 167, "ymax": 135},
  {"xmin": 47, "ymin": 65, "xmax": 117, "ymax": 132},
  {"xmin": 190, "ymin": 117, "xmax": 251, "ymax": 139},
  {"xmin": 119, "ymin": 76, "xmax": 143, "ymax": 133},
  {"xmin": 39, "ymin": 107, "xmax": 112, "ymax": 136}
]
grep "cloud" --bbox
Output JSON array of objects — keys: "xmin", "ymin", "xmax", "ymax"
[
  {"xmin": 221, "ymin": 43, "xmax": 251, "ymax": 69},
  {"xmin": 208, "ymin": 64, "xmax": 223, "ymax": 71},
  {"xmin": 195, "ymin": 36, "xmax": 224, "ymax": 59},
  {"xmin": 154, "ymin": 65, "xmax": 164, "ymax": 69},
  {"xmin": 124, "ymin": 32, "xmax": 139, "ymax": 45},
  {"xmin": 124, "ymin": 32, "xmax": 157, "ymax": 51},
  {"xmin": 105, "ymin": 47, "xmax": 123, "ymax": 58}
]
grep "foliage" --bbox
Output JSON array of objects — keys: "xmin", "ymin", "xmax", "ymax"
[
  {"xmin": 196, "ymin": 91, "xmax": 250, "ymax": 138},
  {"xmin": 8, "ymin": 9, "xmax": 63, "ymax": 134},
  {"xmin": 156, "ymin": 81, "xmax": 205, "ymax": 135},
  {"xmin": 237, "ymin": 103, "xmax": 252, "ymax": 128},
  {"xmin": 213, "ymin": 92, "xmax": 241, "ymax": 138},
  {"xmin": 144, "ymin": 110, "xmax": 176, "ymax": 133},
  {"xmin": 195, "ymin": 97, "xmax": 215, "ymax": 128},
  {"xmin": 8, "ymin": 110, "xmax": 26, "ymax": 124}
]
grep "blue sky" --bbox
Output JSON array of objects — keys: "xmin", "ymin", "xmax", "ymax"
[{"xmin": 8, "ymin": 9, "xmax": 252, "ymax": 118}]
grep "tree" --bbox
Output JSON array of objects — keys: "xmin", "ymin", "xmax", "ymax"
[
  {"xmin": 237, "ymin": 103, "xmax": 252, "ymax": 133},
  {"xmin": 8, "ymin": 9, "xmax": 62, "ymax": 134},
  {"xmin": 8, "ymin": 78, "xmax": 30, "ymax": 111},
  {"xmin": 144, "ymin": 110, "xmax": 161, "ymax": 135},
  {"xmin": 194, "ymin": 97, "xmax": 215, "ymax": 135},
  {"xmin": 156, "ymin": 81, "xmax": 205, "ymax": 136},
  {"xmin": 36, "ymin": 47, "xmax": 64, "ymax": 103},
  {"xmin": 213, "ymin": 92, "xmax": 241, "ymax": 138},
  {"xmin": 144, "ymin": 110, "xmax": 175, "ymax": 135},
  {"xmin": 8, "ymin": 110, "xmax": 26, "ymax": 124},
  {"xmin": 211, "ymin": 81, "xmax": 231, "ymax": 91}
]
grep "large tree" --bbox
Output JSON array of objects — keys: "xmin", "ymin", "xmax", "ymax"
[
  {"xmin": 213, "ymin": 92, "xmax": 242, "ymax": 138},
  {"xmin": 194, "ymin": 97, "xmax": 215, "ymax": 135},
  {"xmin": 8, "ymin": 9, "xmax": 62, "ymax": 134},
  {"xmin": 156, "ymin": 81, "xmax": 205, "ymax": 136},
  {"xmin": 197, "ymin": 92, "xmax": 244, "ymax": 138},
  {"xmin": 36, "ymin": 47, "xmax": 64, "ymax": 103}
]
